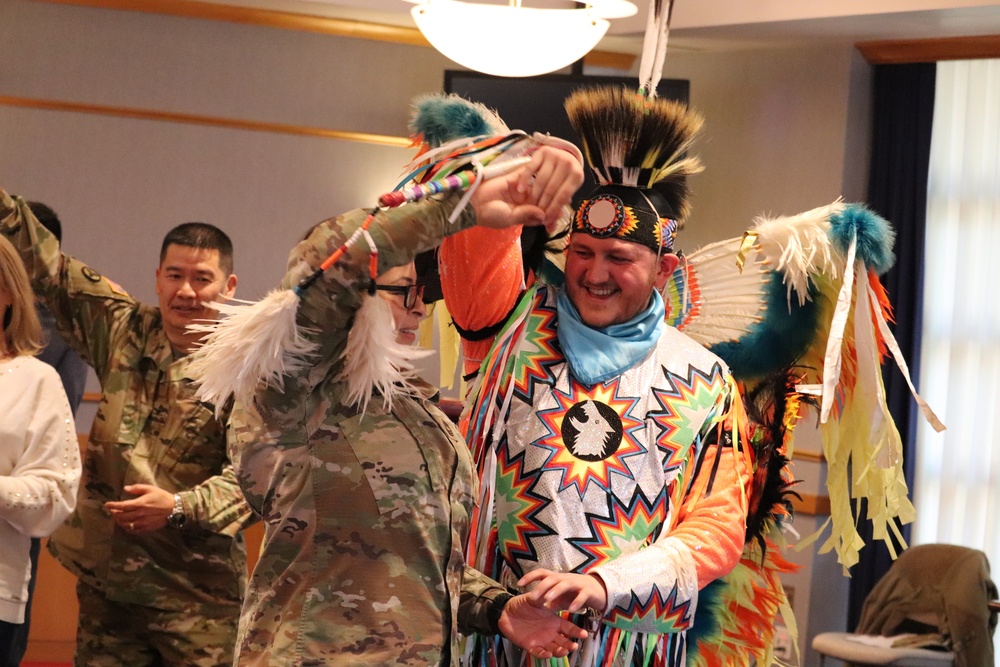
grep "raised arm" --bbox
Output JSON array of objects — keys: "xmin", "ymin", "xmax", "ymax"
[
  {"xmin": 439, "ymin": 145, "xmax": 583, "ymax": 375},
  {"xmin": 0, "ymin": 190, "xmax": 136, "ymax": 375},
  {"xmin": 287, "ymin": 145, "xmax": 583, "ymax": 377}
]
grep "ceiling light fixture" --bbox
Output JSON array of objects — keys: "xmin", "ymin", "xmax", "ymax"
[{"xmin": 408, "ymin": 0, "xmax": 638, "ymax": 78}]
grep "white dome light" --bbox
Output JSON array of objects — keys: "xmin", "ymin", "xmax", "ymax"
[{"xmin": 410, "ymin": 0, "xmax": 638, "ymax": 78}]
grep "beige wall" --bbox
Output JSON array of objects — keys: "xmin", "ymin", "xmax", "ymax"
[
  {"xmin": 1, "ymin": 1, "xmax": 870, "ymax": 664},
  {"xmin": 661, "ymin": 43, "xmax": 872, "ymax": 251},
  {"xmin": 1, "ymin": 0, "xmax": 874, "ymax": 300},
  {"xmin": 0, "ymin": 0, "xmax": 457, "ymax": 304}
]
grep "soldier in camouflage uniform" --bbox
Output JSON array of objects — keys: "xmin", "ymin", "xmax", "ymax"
[
  {"xmin": 0, "ymin": 189, "xmax": 256, "ymax": 667},
  {"xmin": 224, "ymin": 146, "xmax": 586, "ymax": 666}
]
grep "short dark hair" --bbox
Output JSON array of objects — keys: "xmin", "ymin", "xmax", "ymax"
[
  {"xmin": 160, "ymin": 222, "xmax": 234, "ymax": 275},
  {"xmin": 27, "ymin": 201, "xmax": 62, "ymax": 243}
]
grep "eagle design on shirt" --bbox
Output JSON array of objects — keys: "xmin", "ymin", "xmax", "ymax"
[{"xmin": 567, "ymin": 400, "xmax": 617, "ymax": 459}]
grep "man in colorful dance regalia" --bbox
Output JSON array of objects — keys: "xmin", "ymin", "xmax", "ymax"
[
  {"xmin": 431, "ymin": 80, "xmax": 942, "ymax": 666},
  {"xmin": 434, "ymin": 87, "xmax": 763, "ymax": 667}
]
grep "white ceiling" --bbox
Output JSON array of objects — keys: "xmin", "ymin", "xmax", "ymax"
[{"xmin": 210, "ymin": 0, "xmax": 1000, "ymax": 53}]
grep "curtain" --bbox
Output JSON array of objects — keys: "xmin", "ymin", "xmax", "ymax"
[
  {"xmin": 912, "ymin": 59, "xmax": 1000, "ymax": 577},
  {"xmin": 848, "ymin": 61, "xmax": 937, "ymax": 630}
]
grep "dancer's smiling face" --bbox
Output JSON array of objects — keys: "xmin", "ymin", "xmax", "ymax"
[{"xmin": 563, "ymin": 234, "xmax": 677, "ymax": 329}]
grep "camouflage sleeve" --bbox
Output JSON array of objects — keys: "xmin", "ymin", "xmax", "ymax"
[
  {"xmin": 279, "ymin": 194, "xmax": 477, "ymax": 384},
  {"xmin": 248, "ymin": 194, "xmax": 479, "ymax": 434},
  {"xmin": 457, "ymin": 564, "xmax": 509, "ymax": 636},
  {"xmin": 0, "ymin": 189, "xmax": 135, "ymax": 376},
  {"xmin": 177, "ymin": 454, "xmax": 257, "ymax": 537}
]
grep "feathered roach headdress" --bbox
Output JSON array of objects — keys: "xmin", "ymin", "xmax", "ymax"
[
  {"xmin": 566, "ymin": 87, "xmax": 703, "ymax": 254},
  {"xmin": 564, "ymin": 0, "xmax": 699, "ymax": 255}
]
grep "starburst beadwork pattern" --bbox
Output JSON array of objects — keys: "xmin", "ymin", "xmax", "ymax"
[
  {"xmin": 606, "ymin": 582, "xmax": 694, "ymax": 633},
  {"xmin": 570, "ymin": 487, "xmax": 667, "ymax": 571},
  {"xmin": 534, "ymin": 377, "xmax": 646, "ymax": 498},
  {"xmin": 648, "ymin": 362, "xmax": 728, "ymax": 475},
  {"xmin": 507, "ymin": 291, "xmax": 561, "ymax": 404},
  {"xmin": 494, "ymin": 445, "xmax": 550, "ymax": 567}
]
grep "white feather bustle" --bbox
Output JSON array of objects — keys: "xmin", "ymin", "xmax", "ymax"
[
  {"xmin": 666, "ymin": 237, "xmax": 772, "ymax": 348},
  {"xmin": 187, "ymin": 290, "xmax": 319, "ymax": 417},
  {"xmin": 337, "ymin": 292, "xmax": 432, "ymax": 415},
  {"xmin": 752, "ymin": 200, "xmax": 846, "ymax": 306}
]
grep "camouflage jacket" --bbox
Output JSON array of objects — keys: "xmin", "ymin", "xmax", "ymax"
[
  {"xmin": 0, "ymin": 190, "xmax": 255, "ymax": 610},
  {"xmin": 228, "ymin": 197, "xmax": 507, "ymax": 666}
]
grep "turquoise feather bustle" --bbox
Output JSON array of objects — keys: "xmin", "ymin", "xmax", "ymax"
[
  {"xmin": 686, "ymin": 577, "xmax": 726, "ymax": 662},
  {"xmin": 828, "ymin": 204, "xmax": 896, "ymax": 274},
  {"xmin": 409, "ymin": 94, "xmax": 503, "ymax": 148},
  {"xmin": 709, "ymin": 271, "xmax": 821, "ymax": 382}
]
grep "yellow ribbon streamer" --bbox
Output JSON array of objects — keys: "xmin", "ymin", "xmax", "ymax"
[{"xmin": 736, "ymin": 231, "xmax": 759, "ymax": 272}]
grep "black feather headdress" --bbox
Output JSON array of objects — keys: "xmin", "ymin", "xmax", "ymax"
[{"xmin": 565, "ymin": 86, "xmax": 704, "ymax": 252}]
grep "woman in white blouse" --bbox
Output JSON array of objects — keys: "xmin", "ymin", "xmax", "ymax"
[{"xmin": 0, "ymin": 234, "xmax": 81, "ymax": 664}]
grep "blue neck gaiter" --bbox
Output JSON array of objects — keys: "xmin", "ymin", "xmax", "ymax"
[{"xmin": 556, "ymin": 288, "xmax": 665, "ymax": 386}]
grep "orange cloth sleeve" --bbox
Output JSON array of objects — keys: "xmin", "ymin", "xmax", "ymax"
[
  {"xmin": 439, "ymin": 225, "xmax": 524, "ymax": 377},
  {"xmin": 670, "ymin": 444, "xmax": 749, "ymax": 590}
]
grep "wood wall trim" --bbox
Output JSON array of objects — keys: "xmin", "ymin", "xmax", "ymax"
[
  {"xmin": 0, "ymin": 94, "xmax": 410, "ymax": 147},
  {"xmin": 790, "ymin": 493, "xmax": 831, "ymax": 517},
  {"xmin": 581, "ymin": 49, "xmax": 637, "ymax": 71},
  {"xmin": 857, "ymin": 34, "xmax": 1000, "ymax": 64},
  {"xmin": 792, "ymin": 449, "xmax": 826, "ymax": 464},
  {"xmin": 32, "ymin": 0, "xmax": 635, "ymax": 71},
  {"xmin": 34, "ymin": 0, "xmax": 432, "ymax": 45}
]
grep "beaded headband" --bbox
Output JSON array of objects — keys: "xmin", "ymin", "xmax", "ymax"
[{"xmin": 574, "ymin": 185, "xmax": 679, "ymax": 253}]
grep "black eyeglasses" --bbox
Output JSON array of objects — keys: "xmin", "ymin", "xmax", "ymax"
[{"xmin": 374, "ymin": 284, "xmax": 424, "ymax": 309}]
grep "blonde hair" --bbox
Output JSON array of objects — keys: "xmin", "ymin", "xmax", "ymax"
[{"xmin": 0, "ymin": 235, "xmax": 43, "ymax": 357}]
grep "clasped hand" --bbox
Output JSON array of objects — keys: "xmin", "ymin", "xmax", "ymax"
[
  {"xmin": 499, "ymin": 591, "xmax": 589, "ymax": 659},
  {"xmin": 498, "ymin": 568, "xmax": 608, "ymax": 659},
  {"xmin": 519, "ymin": 568, "xmax": 608, "ymax": 615},
  {"xmin": 470, "ymin": 145, "xmax": 584, "ymax": 231}
]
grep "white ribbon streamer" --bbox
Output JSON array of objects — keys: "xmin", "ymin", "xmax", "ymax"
[
  {"xmin": 820, "ymin": 236, "xmax": 858, "ymax": 422},
  {"xmin": 866, "ymin": 282, "xmax": 946, "ymax": 432}
]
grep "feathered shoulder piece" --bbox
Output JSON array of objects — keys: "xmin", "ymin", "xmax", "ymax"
[
  {"xmin": 399, "ymin": 94, "xmax": 518, "ymax": 189},
  {"xmin": 661, "ymin": 200, "xmax": 945, "ymax": 570},
  {"xmin": 565, "ymin": 86, "xmax": 703, "ymax": 222},
  {"xmin": 409, "ymin": 93, "xmax": 508, "ymax": 151}
]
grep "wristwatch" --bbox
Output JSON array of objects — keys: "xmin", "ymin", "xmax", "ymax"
[{"xmin": 167, "ymin": 493, "xmax": 186, "ymax": 528}]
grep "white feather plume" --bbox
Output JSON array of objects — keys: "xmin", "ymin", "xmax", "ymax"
[
  {"xmin": 752, "ymin": 200, "xmax": 846, "ymax": 305},
  {"xmin": 187, "ymin": 290, "xmax": 318, "ymax": 417},
  {"xmin": 664, "ymin": 236, "xmax": 770, "ymax": 347},
  {"xmin": 337, "ymin": 293, "xmax": 432, "ymax": 415},
  {"xmin": 638, "ymin": 0, "xmax": 673, "ymax": 98}
]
